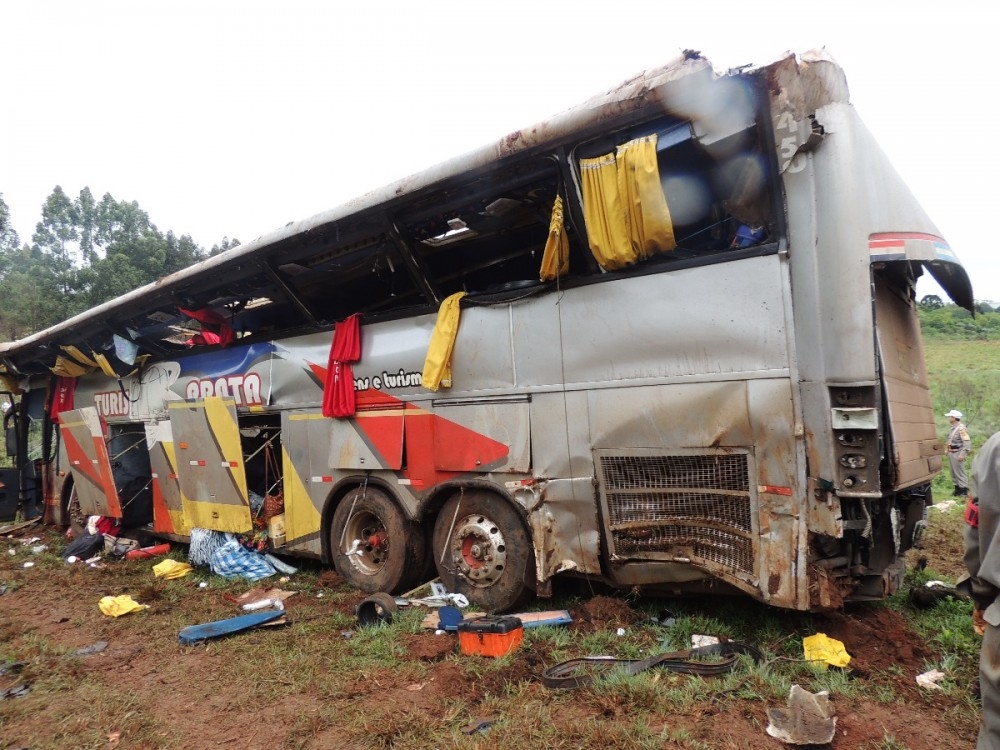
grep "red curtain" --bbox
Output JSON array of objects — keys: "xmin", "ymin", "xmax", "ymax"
[{"xmin": 322, "ymin": 314, "xmax": 362, "ymax": 418}]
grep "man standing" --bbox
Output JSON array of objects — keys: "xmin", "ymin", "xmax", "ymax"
[
  {"xmin": 961, "ymin": 431, "xmax": 1000, "ymax": 748},
  {"xmin": 946, "ymin": 409, "xmax": 972, "ymax": 497}
]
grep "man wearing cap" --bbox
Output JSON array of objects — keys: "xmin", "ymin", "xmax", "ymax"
[{"xmin": 946, "ymin": 409, "xmax": 972, "ymax": 497}]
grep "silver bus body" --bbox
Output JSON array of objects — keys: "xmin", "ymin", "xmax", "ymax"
[{"xmin": 0, "ymin": 50, "xmax": 972, "ymax": 611}]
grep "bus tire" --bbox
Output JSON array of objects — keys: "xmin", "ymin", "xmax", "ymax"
[
  {"xmin": 432, "ymin": 490, "xmax": 535, "ymax": 613},
  {"xmin": 329, "ymin": 486, "xmax": 426, "ymax": 595}
]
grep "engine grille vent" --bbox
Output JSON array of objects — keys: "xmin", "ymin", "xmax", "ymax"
[{"xmin": 597, "ymin": 451, "xmax": 755, "ymax": 575}]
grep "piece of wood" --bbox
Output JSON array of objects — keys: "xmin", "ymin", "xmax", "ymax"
[
  {"xmin": 178, "ymin": 610, "xmax": 286, "ymax": 644},
  {"xmin": 0, "ymin": 517, "xmax": 41, "ymax": 535}
]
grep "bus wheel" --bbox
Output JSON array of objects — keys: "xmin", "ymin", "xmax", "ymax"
[
  {"xmin": 432, "ymin": 490, "xmax": 535, "ymax": 613},
  {"xmin": 330, "ymin": 486, "xmax": 426, "ymax": 595}
]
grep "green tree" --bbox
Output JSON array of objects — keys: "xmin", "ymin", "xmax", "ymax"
[
  {"xmin": 210, "ymin": 236, "xmax": 241, "ymax": 256},
  {"xmin": 0, "ymin": 193, "xmax": 20, "ymax": 254}
]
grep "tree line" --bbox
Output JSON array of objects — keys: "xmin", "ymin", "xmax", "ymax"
[
  {"xmin": 0, "ymin": 188, "xmax": 238, "ymax": 341},
  {"xmin": 918, "ymin": 296, "xmax": 1000, "ymax": 340}
]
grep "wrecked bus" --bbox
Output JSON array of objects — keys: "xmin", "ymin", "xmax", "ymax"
[{"xmin": 0, "ymin": 49, "xmax": 974, "ymax": 612}]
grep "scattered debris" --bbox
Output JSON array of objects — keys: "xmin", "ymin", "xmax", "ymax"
[
  {"xmin": 0, "ymin": 661, "xmax": 26, "ymax": 676},
  {"xmin": 916, "ymin": 669, "xmax": 947, "ymax": 690},
  {"xmin": 910, "ymin": 580, "xmax": 967, "ymax": 608},
  {"xmin": 462, "ymin": 717, "xmax": 495, "ymax": 734},
  {"xmin": 152, "ymin": 559, "xmax": 193, "ymax": 579},
  {"xmin": 421, "ymin": 608, "xmax": 571, "ymax": 631},
  {"xmin": 930, "ymin": 500, "xmax": 957, "ymax": 511},
  {"xmin": 75, "ymin": 641, "xmax": 109, "ymax": 657},
  {"xmin": 125, "ymin": 543, "xmax": 171, "ymax": 561},
  {"xmin": 178, "ymin": 609, "xmax": 286, "ymax": 645},
  {"xmin": 457, "ymin": 616, "xmax": 524, "ymax": 658},
  {"xmin": 209, "ymin": 539, "xmax": 277, "ymax": 581},
  {"xmin": 263, "ymin": 553, "xmax": 297, "ymax": 575},
  {"xmin": 0, "ymin": 684, "xmax": 30, "ymax": 700},
  {"xmin": 356, "ymin": 592, "xmax": 397, "ymax": 626},
  {"xmin": 691, "ymin": 634, "xmax": 719, "ymax": 648},
  {"xmin": 541, "ymin": 641, "xmax": 763, "ymax": 689},
  {"xmin": 98, "ymin": 595, "xmax": 149, "ymax": 617},
  {"xmin": 766, "ymin": 685, "xmax": 837, "ymax": 745},
  {"xmin": 0, "ymin": 517, "xmax": 41, "ymax": 535},
  {"xmin": 802, "ymin": 633, "xmax": 851, "ymax": 669}
]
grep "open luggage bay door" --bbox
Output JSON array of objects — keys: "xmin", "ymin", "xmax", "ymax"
[
  {"xmin": 168, "ymin": 397, "xmax": 252, "ymax": 533},
  {"xmin": 58, "ymin": 407, "xmax": 122, "ymax": 518},
  {"xmin": 144, "ymin": 420, "xmax": 192, "ymax": 536}
]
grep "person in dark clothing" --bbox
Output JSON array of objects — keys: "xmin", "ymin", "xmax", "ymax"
[{"xmin": 960, "ymin": 430, "xmax": 1000, "ymax": 748}]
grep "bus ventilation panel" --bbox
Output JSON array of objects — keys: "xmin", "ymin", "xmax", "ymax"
[{"xmin": 596, "ymin": 450, "xmax": 755, "ymax": 575}]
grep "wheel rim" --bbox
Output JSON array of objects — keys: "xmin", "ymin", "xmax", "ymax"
[
  {"xmin": 449, "ymin": 514, "xmax": 507, "ymax": 587},
  {"xmin": 342, "ymin": 509, "xmax": 389, "ymax": 576}
]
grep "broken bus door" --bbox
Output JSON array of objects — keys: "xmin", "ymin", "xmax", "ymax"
[
  {"xmin": 57, "ymin": 406, "xmax": 122, "ymax": 519},
  {"xmin": 168, "ymin": 396, "xmax": 253, "ymax": 533}
]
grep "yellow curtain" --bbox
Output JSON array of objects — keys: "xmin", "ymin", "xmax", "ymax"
[
  {"xmin": 539, "ymin": 195, "xmax": 570, "ymax": 281},
  {"xmin": 93, "ymin": 352, "xmax": 121, "ymax": 378},
  {"xmin": 580, "ymin": 134, "xmax": 675, "ymax": 270},
  {"xmin": 0, "ymin": 373, "xmax": 22, "ymax": 394},
  {"xmin": 52, "ymin": 355, "xmax": 90, "ymax": 378},
  {"xmin": 616, "ymin": 135, "xmax": 675, "ymax": 258},
  {"xmin": 60, "ymin": 346, "xmax": 99, "ymax": 370},
  {"xmin": 581, "ymin": 152, "xmax": 632, "ymax": 270},
  {"xmin": 421, "ymin": 292, "xmax": 467, "ymax": 392}
]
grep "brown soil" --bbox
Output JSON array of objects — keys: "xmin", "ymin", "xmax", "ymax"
[{"xmin": 0, "ymin": 520, "xmax": 980, "ymax": 750}]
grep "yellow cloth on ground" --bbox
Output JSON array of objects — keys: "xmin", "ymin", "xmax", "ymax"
[
  {"xmin": 802, "ymin": 632, "xmax": 851, "ymax": 669},
  {"xmin": 539, "ymin": 195, "xmax": 570, "ymax": 281},
  {"xmin": 153, "ymin": 559, "xmax": 193, "ymax": 579},
  {"xmin": 98, "ymin": 594, "xmax": 149, "ymax": 617},
  {"xmin": 421, "ymin": 292, "xmax": 466, "ymax": 391}
]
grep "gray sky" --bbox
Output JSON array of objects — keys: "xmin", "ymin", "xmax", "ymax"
[{"xmin": 2, "ymin": 1, "xmax": 993, "ymax": 303}]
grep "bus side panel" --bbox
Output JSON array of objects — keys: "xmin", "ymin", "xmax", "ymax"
[
  {"xmin": 330, "ymin": 405, "xmax": 404, "ymax": 470},
  {"xmin": 168, "ymin": 398, "xmax": 252, "ymax": 533},
  {"xmin": 551, "ymin": 258, "xmax": 790, "ymax": 386},
  {"xmin": 428, "ymin": 402, "xmax": 529, "ymax": 473},
  {"xmin": 58, "ymin": 407, "xmax": 122, "ymax": 518},
  {"xmin": 527, "ymin": 391, "xmax": 603, "ymax": 577},
  {"xmin": 282, "ymin": 411, "xmax": 332, "ymax": 555},
  {"xmin": 587, "ymin": 382, "xmax": 762, "ymax": 590},
  {"xmin": 144, "ymin": 421, "xmax": 190, "ymax": 536}
]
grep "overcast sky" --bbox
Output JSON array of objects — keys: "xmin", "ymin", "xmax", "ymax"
[{"xmin": 2, "ymin": 1, "xmax": 993, "ymax": 303}]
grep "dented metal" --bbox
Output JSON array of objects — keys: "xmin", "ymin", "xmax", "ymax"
[{"xmin": 0, "ymin": 50, "xmax": 973, "ymax": 611}]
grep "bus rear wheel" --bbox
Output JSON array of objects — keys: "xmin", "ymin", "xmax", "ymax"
[
  {"xmin": 329, "ymin": 486, "xmax": 426, "ymax": 594},
  {"xmin": 432, "ymin": 490, "xmax": 534, "ymax": 613}
]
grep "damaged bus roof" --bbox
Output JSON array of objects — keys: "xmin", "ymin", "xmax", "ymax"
[{"xmin": 0, "ymin": 49, "xmax": 973, "ymax": 379}]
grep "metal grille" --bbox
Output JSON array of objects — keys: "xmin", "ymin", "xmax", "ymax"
[{"xmin": 598, "ymin": 452, "xmax": 754, "ymax": 574}]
